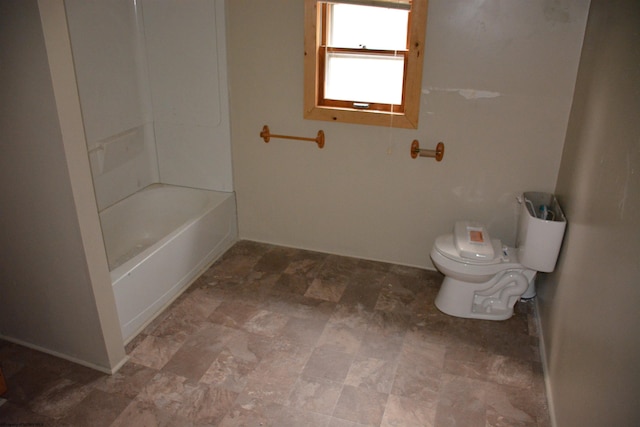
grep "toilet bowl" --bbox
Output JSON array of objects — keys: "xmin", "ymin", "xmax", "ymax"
[
  {"xmin": 430, "ymin": 232, "xmax": 536, "ymax": 320},
  {"xmin": 431, "ymin": 193, "xmax": 566, "ymax": 320}
]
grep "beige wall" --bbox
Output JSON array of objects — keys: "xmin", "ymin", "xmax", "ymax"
[
  {"xmin": 228, "ymin": 0, "xmax": 590, "ymax": 267},
  {"xmin": 0, "ymin": 1, "xmax": 125, "ymax": 372},
  {"xmin": 538, "ymin": 0, "xmax": 640, "ymax": 424}
]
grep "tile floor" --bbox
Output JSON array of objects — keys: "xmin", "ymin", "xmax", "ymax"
[{"xmin": 0, "ymin": 241, "xmax": 550, "ymax": 426}]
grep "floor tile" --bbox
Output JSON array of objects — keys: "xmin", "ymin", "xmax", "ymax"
[
  {"xmin": 273, "ymin": 272, "xmax": 313, "ymax": 295},
  {"xmin": 434, "ymin": 374, "xmax": 488, "ymax": 427},
  {"xmin": 128, "ymin": 335, "xmax": 183, "ymax": 370},
  {"xmin": 109, "ymin": 398, "xmax": 194, "ymax": 427},
  {"xmin": 484, "ymin": 382, "xmax": 540, "ymax": 427},
  {"xmin": 242, "ymin": 309, "xmax": 290, "ymax": 337},
  {"xmin": 344, "ymin": 355, "xmax": 397, "ymax": 394},
  {"xmin": 199, "ymin": 347, "xmax": 257, "ymax": 393},
  {"xmin": 161, "ymin": 323, "xmax": 234, "ymax": 382},
  {"xmin": 273, "ymin": 405, "xmax": 333, "ymax": 427},
  {"xmin": 93, "ymin": 361, "xmax": 156, "ymax": 399},
  {"xmin": 444, "ymin": 350, "xmax": 534, "ymax": 389},
  {"xmin": 286, "ymin": 375, "xmax": 343, "ymax": 415},
  {"xmin": 56, "ymin": 388, "xmax": 131, "ymax": 427},
  {"xmin": 219, "ymin": 395, "xmax": 284, "ymax": 427},
  {"xmin": 0, "ymin": 241, "xmax": 551, "ymax": 427},
  {"xmin": 357, "ymin": 330, "xmax": 404, "ymax": 362},
  {"xmin": 393, "ymin": 364, "xmax": 441, "ymax": 402},
  {"xmin": 333, "ymin": 384, "xmax": 389, "ymax": 426},
  {"xmin": 254, "ymin": 247, "xmax": 297, "ymax": 274},
  {"xmin": 176, "ymin": 382, "xmax": 238, "ymax": 425},
  {"xmin": 0, "ymin": 401, "xmax": 54, "ymax": 426},
  {"xmin": 284, "ymin": 250, "xmax": 327, "ymax": 277},
  {"xmin": 28, "ymin": 377, "xmax": 94, "ymax": 420},
  {"xmin": 239, "ymin": 374, "xmax": 298, "ymax": 406},
  {"xmin": 316, "ymin": 316, "xmax": 366, "ymax": 355},
  {"xmin": 381, "ymin": 394, "xmax": 436, "ymax": 427},
  {"xmin": 279, "ymin": 315, "xmax": 327, "ymax": 348},
  {"xmin": 303, "ymin": 346, "xmax": 354, "ymax": 383},
  {"xmin": 209, "ymin": 300, "xmax": 261, "ymax": 329},
  {"xmin": 305, "ymin": 277, "xmax": 348, "ymax": 302}
]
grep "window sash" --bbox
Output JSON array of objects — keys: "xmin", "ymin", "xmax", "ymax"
[
  {"xmin": 316, "ymin": 0, "xmax": 411, "ymax": 11},
  {"xmin": 327, "ymin": 3, "xmax": 409, "ymax": 50},
  {"xmin": 319, "ymin": 47, "xmax": 408, "ymax": 110},
  {"xmin": 319, "ymin": 2, "xmax": 409, "ymax": 112}
]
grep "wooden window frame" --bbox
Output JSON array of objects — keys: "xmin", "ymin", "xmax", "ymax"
[{"xmin": 304, "ymin": 0, "xmax": 428, "ymax": 129}]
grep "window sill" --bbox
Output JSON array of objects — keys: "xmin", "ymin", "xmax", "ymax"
[{"xmin": 304, "ymin": 104, "xmax": 418, "ymax": 129}]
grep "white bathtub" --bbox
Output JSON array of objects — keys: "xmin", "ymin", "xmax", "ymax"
[{"xmin": 99, "ymin": 184, "xmax": 237, "ymax": 342}]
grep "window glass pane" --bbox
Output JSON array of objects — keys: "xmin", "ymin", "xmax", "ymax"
[
  {"xmin": 329, "ymin": 4, "xmax": 408, "ymax": 50},
  {"xmin": 325, "ymin": 52, "xmax": 404, "ymax": 105}
]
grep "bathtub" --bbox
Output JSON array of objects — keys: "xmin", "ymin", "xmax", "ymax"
[{"xmin": 99, "ymin": 184, "xmax": 237, "ymax": 342}]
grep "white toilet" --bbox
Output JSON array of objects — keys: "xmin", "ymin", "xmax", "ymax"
[{"xmin": 431, "ymin": 192, "xmax": 566, "ymax": 320}]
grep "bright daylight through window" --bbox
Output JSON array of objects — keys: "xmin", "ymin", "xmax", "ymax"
[
  {"xmin": 324, "ymin": 4, "xmax": 408, "ymax": 106},
  {"xmin": 304, "ymin": 0, "xmax": 428, "ymax": 128}
]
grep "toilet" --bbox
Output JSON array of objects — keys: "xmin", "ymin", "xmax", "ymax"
[{"xmin": 431, "ymin": 192, "xmax": 566, "ymax": 320}]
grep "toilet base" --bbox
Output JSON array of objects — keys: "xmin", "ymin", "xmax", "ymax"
[{"xmin": 434, "ymin": 270, "xmax": 535, "ymax": 321}]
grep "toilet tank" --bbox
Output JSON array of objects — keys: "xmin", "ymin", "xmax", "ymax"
[{"xmin": 516, "ymin": 192, "xmax": 566, "ymax": 272}]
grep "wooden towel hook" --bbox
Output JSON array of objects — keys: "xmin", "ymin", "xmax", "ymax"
[
  {"xmin": 260, "ymin": 125, "xmax": 324, "ymax": 149},
  {"xmin": 411, "ymin": 140, "xmax": 444, "ymax": 161}
]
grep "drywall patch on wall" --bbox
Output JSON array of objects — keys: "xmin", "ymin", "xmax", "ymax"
[{"xmin": 422, "ymin": 87, "xmax": 501, "ymax": 99}]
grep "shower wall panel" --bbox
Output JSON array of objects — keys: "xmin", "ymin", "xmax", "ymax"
[
  {"xmin": 142, "ymin": 0, "xmax": 233, "ymax": 192},
  {"xmin": 65, "ymin": 0, "xmax": 159, "ymax": 210},
  {"xmin": 66, "ymin": 0, "xmax": 233, "ymax": 210}
]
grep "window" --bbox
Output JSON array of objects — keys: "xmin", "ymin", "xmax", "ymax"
[{"xmin": 304, "ymin": 0, "xmax": 428, "ymax": 129}]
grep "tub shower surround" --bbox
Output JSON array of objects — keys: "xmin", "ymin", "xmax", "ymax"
[{"xmin": 65, "ymin": 0, "xmax": 235, "ymax": 340}]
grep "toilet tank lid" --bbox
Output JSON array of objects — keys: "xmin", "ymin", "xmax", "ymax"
[{"xmin": 453, "ymin": 221, "xmax": 496, "ymax": 261}]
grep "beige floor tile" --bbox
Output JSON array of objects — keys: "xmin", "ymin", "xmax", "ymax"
[{"xmin": 0, "ymin": 242, "xmax": 550, "ymax": 427}]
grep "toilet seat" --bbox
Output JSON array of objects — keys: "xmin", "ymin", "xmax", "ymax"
[
  {"xmin": 432, "ymin": 234, "xmax": 524, "ymax": 282},
  {"xmin": 453, "ymin": 221, "xmax": 497, "ymax": 261},
  {"xmin": 438, "ymin": 234, "xmax": 502, "ymax": 265}
]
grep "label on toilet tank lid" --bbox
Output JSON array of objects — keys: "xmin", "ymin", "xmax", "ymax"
[
  {"xmin": 469, "ymin": 230, "xmax": 484, "ymax": 242},
  {"xmin": 454, "ymin": 221, "xmax": 496, "ymax": 260}
]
